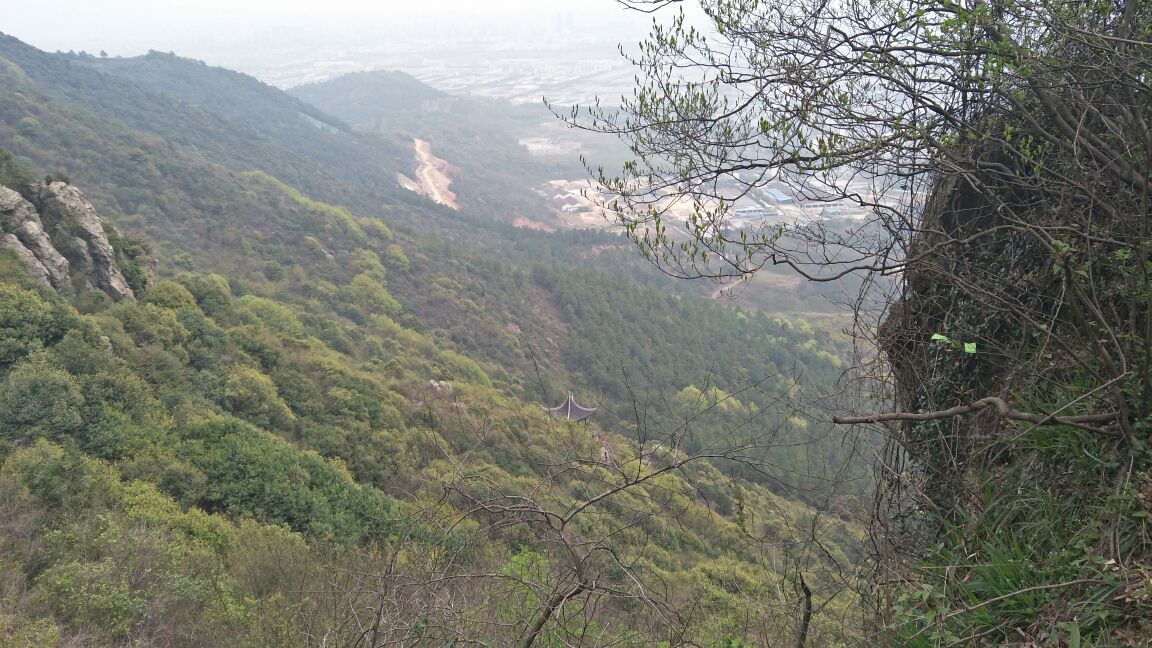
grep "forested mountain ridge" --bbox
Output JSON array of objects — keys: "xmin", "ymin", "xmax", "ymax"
[
  {"xmin": 0, "ymin": 34, "xmax": 869, "ymax": 645},
  {"xmin": 291, "ymin": 69, "xmax": 566, "ymax": 222},
  {"xmin": 0, "ymin": 32, "xmax": 853, "ymax": 426},
  {"xmin": 0, "ymin": 34, "xmax": 412, "ymax": 216},
  {"xmin": 291, "ymin": 69, "xmax": 450, "ymax": 131}
]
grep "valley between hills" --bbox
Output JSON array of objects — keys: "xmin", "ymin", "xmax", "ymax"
[
  {"xmin": 0, "ymin": 33, "xmax": 869, "ymax": 646},
  {"xmin": 11, "ymin": 2, "xmax": 1148, "ymax": 640}
]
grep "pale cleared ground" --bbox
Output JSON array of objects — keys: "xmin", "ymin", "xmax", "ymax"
[
  {"xmin": 537, "ymin": 179, "xmax": 619, "ymax": 230},
  {"xmin": 519, "ymin": 137, "xmax": 583, "ymax": 156},
  {"xmin": 540, "ymin": 178, "xmax": 780, "ymax": 234},
  {"xmin": 405, "ymin": 138, "xmax": 459, "ymax": 210}
]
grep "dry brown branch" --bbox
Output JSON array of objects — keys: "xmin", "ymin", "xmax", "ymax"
[{"xmin": 832, "ymin": 397, "xmax": 1118, "ymax": 433}]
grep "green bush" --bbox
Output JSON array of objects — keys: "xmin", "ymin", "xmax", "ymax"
[
  {"xmin": 38, "ymin": 559, "xmax": 144, "ymax": 637},
  {"xmin": 0, "ymin": 358, "xmax": 84, "ymax": 445},
  {"xmin": 224, "ymin": 367, "xmax": 296, "ymax": 431},
  {"xmin": 0, "ymin": 284, "xmax": 75, "ymax": 368},
  {"xmin": 142, "ymin": 279, "xmax": 198, "ymax": 310},
  {"xmin": 184, "ymin": 418, "xmax": 397, "ymax": 544}
]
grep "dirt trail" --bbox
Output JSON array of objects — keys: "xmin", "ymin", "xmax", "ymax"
[{"xmin": 412, "ymin": 138, "xmax": 459, "ymax": 210}]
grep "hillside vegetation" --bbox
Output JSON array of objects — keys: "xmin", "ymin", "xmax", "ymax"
[{"xmin": 0, "ymin": 34, "xmax": 870, "ymax": 646}]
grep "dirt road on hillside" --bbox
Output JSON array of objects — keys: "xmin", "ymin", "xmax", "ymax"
[{"xmin": 412, "ymin": 138, "xmax": 459, "ymax": 210}]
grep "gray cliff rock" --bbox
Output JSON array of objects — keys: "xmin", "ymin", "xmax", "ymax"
[
  {"xmin": 0, "ymin": 185, "xmax": 71, "ymax": 290},
  {"xmin": 27, "ymin": 181, "xmax": 135, "ymax": 300},
  {"xmin": 0, "ymin": 182, "xmax": 135, "ymax": 300},
  {"xmin": 0, "ymin": 232, "xmax": 54, "ymax": 286}
]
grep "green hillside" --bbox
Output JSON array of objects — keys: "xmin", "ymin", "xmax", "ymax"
[
  {"xmin": 0, "ymin": 37, "xmax": 412, "ymax": 215},
  {"xmin": 0, "ymin": 34, "xmax": 870, "ymax": 646}
]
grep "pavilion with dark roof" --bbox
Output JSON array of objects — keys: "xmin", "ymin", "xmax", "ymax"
[{"xmin": 545, "ymin": 393, "xmax": 597, "ymax": 422}]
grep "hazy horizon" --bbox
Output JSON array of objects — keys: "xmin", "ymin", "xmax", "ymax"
[{"xmin": 5, "ymin": 0, "xmax": 660, "ymax": 89}]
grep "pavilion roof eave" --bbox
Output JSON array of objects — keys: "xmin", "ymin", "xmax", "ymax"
[{"xmin": 546, "ymin": 392, "xmax": 597, "ymax": 421}]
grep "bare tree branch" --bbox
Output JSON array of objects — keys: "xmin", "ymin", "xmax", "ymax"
[{"xmin": 832, "ymin": 396, "xmax": 1118, "ymax": 433}]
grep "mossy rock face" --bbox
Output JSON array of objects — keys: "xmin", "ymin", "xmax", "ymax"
[
  {"xmin": 877, "ymin": 109, "xmax": 1152, "ymax": 643},
  {"xmin": 881, "ymin": 174, "xmax": 1021, "ymax": 491},
  {"xmin": 879, "ymin": 135, "xmax": 1130, "ymax": 474}
]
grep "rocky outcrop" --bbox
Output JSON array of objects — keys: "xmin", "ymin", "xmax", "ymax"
[
  {"xmin": 0, "ymin": 186, "xmax": 71, "ymax": 290},
  {"xmin": 1, "ymin": 232, "xmax": 56, "ymax": 287},
  {"xmin": 0, "ymin": 181, "xmax": 134, "ymax": 300},
  {"xmin": 30, "ymin": 182, "xmax": 135, "ymax": 300}
]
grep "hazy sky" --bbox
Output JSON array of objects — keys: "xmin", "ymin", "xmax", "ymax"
[{"xmin": 5, "ymin": 0, "xmax": 658, "ymax": 58}]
